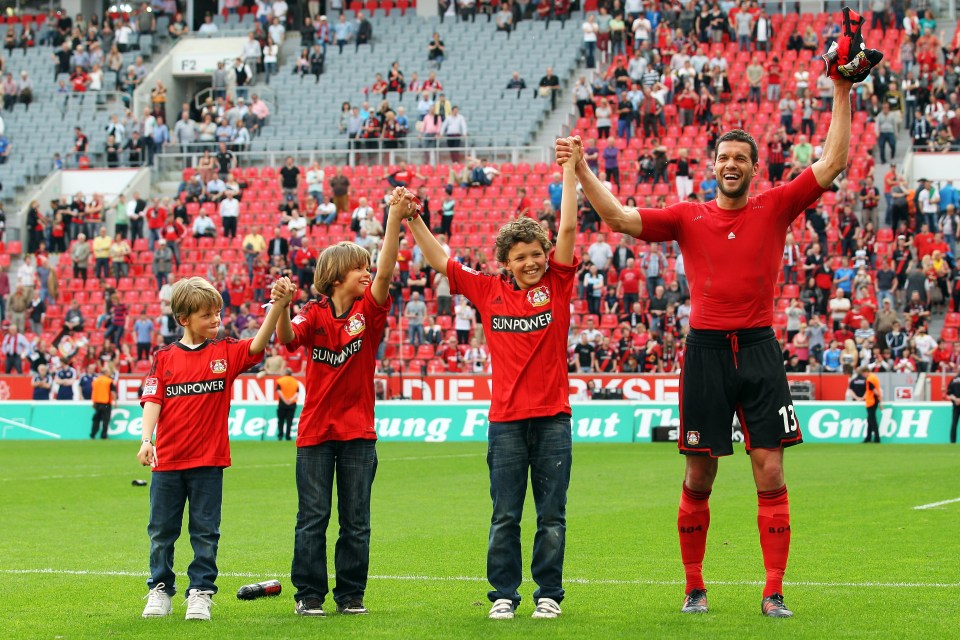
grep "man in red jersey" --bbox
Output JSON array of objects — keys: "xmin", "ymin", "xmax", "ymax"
[
  {"xmin": 558, "ymin": 70, "xmax": 855, "ymax": 618},
  {"xmin": 137, "ymin": 275, "xmax": 294, "ymax": 621},
  {"xmin": 405, "ymin": 141, "xmax": 580, "ymax": 620}
]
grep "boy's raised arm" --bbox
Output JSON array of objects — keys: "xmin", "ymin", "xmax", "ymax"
[
  {"xmin": 371, "ymin": 187, "xmax": 415, "ymax": 305},
  {"xmin": 554, "ymin": 137, "xmax": 580, "ymax": 266},
  {"xmin": 250, "ymin": 276, "xmax": 294, "ymax": 355}
]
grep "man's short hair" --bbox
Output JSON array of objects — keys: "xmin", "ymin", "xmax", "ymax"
[
  {"xmin": 170, "ymin": 277, "xmax": 223, "ymax": 325},
  {"xmin": 494, "ymin": 216, "xmax": 552, "ymax": 264},
  {"xmin": 314, "ymin": 241, "xmax": 372, "ymax": 297},
  {"xmin": 716, "ymin": 129, "xmax": 759, "ymax": 164}
]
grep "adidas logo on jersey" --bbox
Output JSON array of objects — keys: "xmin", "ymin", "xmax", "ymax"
[
  {"xmin": 492, "ymin": 296, "xmax": 503, "ymax": 305},
  {"xmin": 727, "ymin": 232, "xmax": 736, "ymax": 240}
]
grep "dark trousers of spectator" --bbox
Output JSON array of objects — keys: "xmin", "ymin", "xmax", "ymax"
[
  {"xmin": 440, "ymin": 214, "xmax": 454, "ymax": 238},
  {"xmin": 597, "ymin": 125, "xmax": 610, "ymax": 139},
  {"xmin": 576, "ymin": 99, "xmax": 592, "ymax": 117},
  {"xmin": 645, "ymin": 275, "xmax": 663, "ymax": 298},
  {"xmin": 105, "ymin": 323, "xmax": 125, "ymax": 345},
  {"xmin": 651, "ymin": 166, "xmax": 668, "ymax": 184},
  {"xmin": 91, "ymin": 403, "xmax": 112, "ymax": 439},
  {"xmin": 769, "ymin": 163, "xmax": 785, "ymax": 183},
  {"xmin": 583, "ymin": 42, "xmax": 595, "ymax": 68},
  {"xmin": 801, "ymin": 117, "xmax": 815, "ymax": 137},
  {"xmin": 877, "ymin": 132, "xmax": 896, "ymax": 163},
  {"xmin": 137, "ymin": 342, "xmax": 151, "ymax": 361},
  {"xmin": 73, "ymin": 264, "xmax": 88, "ymax": 282},
  {"xmin": 446, "ymin": 135, "xmax": 463, "ymax": 162},
  {"xmin": 606, "ymin": 167, "xmax": 620, "ymax": 190},
  {"xmin": 458, "ymin": 7, "xmax": 476, "ymax": 22},
  {"xmin": 783, "ymin": 265, "xmax": 797, "ymax": 284},
  {"xmin": 780, "ymin": 114, "xmax": 794, "ymax": 134},
  {"xmin": 337, "ymin": 38, "xmax": 347, "ymax": 54},
  {"xmin": 622, "ymin": 293, "xmax": 638, "ymax": 313},
  {"xmin": 115, "ymin": 223, "xmax": 128, "ymax": 239},
  {"xmin": 223, "ymin": 216, "xmax": 237, "ymax": 238},
  {"xmin": 642, "ymin": 114, "xmax": 658, "ymax": 137},
  {"xmin": 277, "ymin": 403, "xmax": 296, "ymax": 440},
  {"xmin": 587, "ymin": 295, "xmax": 601, "ymax": 316},
  {"xmin": 130, "ymin": 218, "xmax": 143, "ymax": 242},
  {"xmin": 355, "ymin": 36, "xmax": 372, "ymax": 52},
  {"xmin": 95, "ymin": 257, "xmax": 110, "ymax": 280},
  {"xmin": 871, "ymin": 10, "xmax": 887, "ymax": 32},
  {"xmin": 457, "ymin": 329, "xmax": 470, "ymax": 345},
  {"xmin": 863, "ymin": 404, "xmax": 880, "ymax": 443},
  {"xmin": 749, "ymin": 86, "xmax": 761, "ymax": 104},
  {"xmin": 4, "ymin": 353, "xmax": 22, "ymax": 374},
  {"xmin": 28, "ymin": 229, "xmax": 44, "ymax": 254},
  {"xmin": 951, "ymin": 405, "xmax": 960, "ymax": 444}
]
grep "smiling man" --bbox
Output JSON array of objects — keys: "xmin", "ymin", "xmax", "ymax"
[{"xmin": 558, "ymin": 69, "xmax": 856, "ymax": 618}]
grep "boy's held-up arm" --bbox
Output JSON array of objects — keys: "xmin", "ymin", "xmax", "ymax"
[
  {"xmin": 137, "ymin": 401, "xmax": 162, "ymax": 467},
  {"xmin": 372, "ymin": 187, "xmax": 417, "ymax": 305},
  {"xmin": 555, "ymin": 137, "xmax": 579, "ymax": 266},
  {"xmin": 274, "ymin": 277, "xmax": 295, "ymax": 345},
  {"xmin": 251, "ymin": 276, "xmax": 294, "ymax": 354}
]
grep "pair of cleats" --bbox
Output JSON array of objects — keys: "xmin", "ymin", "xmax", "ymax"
[
  {"xmin": 141, "ymin": 584, "xmax": 214, "ymax": 621},
  {"xmin": 295, "ymin": 598, "xmax": 369, "ymax": 617},
  {"xmin": 681, "ymin": 589, "xmax": 793, "ymax": 618},
  {"xmin": 488, "ymin": 597, "xmax": 561, "ymax": 619}
]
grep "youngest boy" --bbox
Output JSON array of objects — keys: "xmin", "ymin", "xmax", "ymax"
[{"xmin": 138, "ymin": 275, "xmax": 293, "ymax": 621}]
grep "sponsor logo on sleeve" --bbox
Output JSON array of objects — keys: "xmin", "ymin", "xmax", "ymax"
[
  {"xmin": 292, "ymin": 315, "xmax": 307, "ymax": 325},
  {"xmin": 143, "ymin": 377, "xmax": 158, "ymax": 396},
  {"xmin": 460, "ymin": 264, "xmax": 480, "ymax": 275}
]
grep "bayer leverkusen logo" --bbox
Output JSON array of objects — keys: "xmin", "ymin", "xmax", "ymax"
[
  {"xmin": 686, "ymin": 431, "xmax": 701, "ymax": 447},
  {"xmin": 346, "ymin": 313, "xmax": 366, "ymax": 336},
  {"xmin": 526, "ymin": 285, "xmax": 551, "ymax": 308},
  {"xmin": 210, "ymin": 359, "xmax": 227, "ymax": 374}
]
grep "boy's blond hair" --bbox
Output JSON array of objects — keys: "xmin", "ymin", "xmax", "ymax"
[
  {"xmin": 314, "ymin": 242, "xmax": 372, "ymax": 297},
  {"xmin": 170, "ymin": 277, "xmax": 223, "ymax": 324},
  {"xmin": 494, "ymin": 216, "xmax": 553, "ymax": 264}
]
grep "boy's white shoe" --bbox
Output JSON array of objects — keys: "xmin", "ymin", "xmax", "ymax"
[
  {"xmin": 488, "ymin": 598, "xmax": 516, "ymax": 620},
  {"xmin": 532, "ymin": 597, "xmax": 562, "ymax": 619},
  {"xmin": 185, "ymin": 589, "xmax": 215, "ymax": 621},
  {"xmin": 141, "ymin": 583, "xmax": 173, "ymax": 618}
]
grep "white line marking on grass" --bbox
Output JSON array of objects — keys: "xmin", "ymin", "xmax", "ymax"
[
  {"xmin": 0, "ymin": 418, "xmax": 61, "ymax": 439},
  {"xmin": 913, "ymin": 497, "xmax": 960, "ymax": 510},
  {"xmin": 2, "ymin": 569, "xmax": 957, "ymax": 588}
]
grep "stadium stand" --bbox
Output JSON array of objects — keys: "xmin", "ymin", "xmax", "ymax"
[{"xmin": 4, "ymin": 1, "xmax": 960, "ymax": 388}]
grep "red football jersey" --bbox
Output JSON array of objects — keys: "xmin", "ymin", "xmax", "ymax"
[
  {"xmin": 140, "ymin": 338, "xmax": 262, "ymax": 472},
  {"xmin": 637, "ymin": 167, "xmax": 826, "ymax": 330},
  {"xmin": 447, "ymin": 253, "xmax": 578, "ymax": 423},
  {"xmin": 286, "ymin": 287, "xmax": 389, "ymax": 446}
]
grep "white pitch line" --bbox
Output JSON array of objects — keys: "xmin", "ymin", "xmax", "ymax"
[
  {"xmin": 913, "ymin": 497, "xmax": 960, "ymax": 510},
  {"xmin": 0, "ymin": 569, "xmax": 956, "ymax": 588}
]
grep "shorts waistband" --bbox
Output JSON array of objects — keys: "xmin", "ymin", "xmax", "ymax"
[{"xmin": 686, "ymin": 327, "xmax": 776, "ymax": 349}]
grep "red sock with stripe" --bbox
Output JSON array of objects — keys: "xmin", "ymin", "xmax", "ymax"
[
  {"xmin": 678, "ymin": 483, "xmax": 711, "ymax": 594},
  {"xmin": 757, "ymin": 485, "xmax": 791, "ymax": 598}
]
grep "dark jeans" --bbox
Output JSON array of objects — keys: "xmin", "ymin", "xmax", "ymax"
[
  {"xmin": 486, "ymin": 415, "xmax": 572, "ymax": 606},
  {"xmin": 95, "ymin": 257, "xmax": 110, "ymax": 280},
  {"xmin": 292, "ymin": 439, "xmax": 378, "ymax": 605},
  {"xmin": 147, "ymin": 466, "xmax": 224, "ymax": 596}
]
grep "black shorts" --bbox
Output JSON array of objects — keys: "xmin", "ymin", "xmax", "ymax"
[{"xmin": 679, "ymin": 327, "xmax": 802, "ymax": 457}]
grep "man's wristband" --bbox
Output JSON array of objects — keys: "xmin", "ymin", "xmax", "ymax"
[{"xmin": 141, "ymin": 439, "xmax": 153, "ymax": 445}]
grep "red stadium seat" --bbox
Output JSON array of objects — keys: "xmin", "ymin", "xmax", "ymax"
[
  {"xmin": 945, "ymin": 313, "xmax": 960, "ymax": 328},
  {"xmin": 942, "ymin": 327, "xmax": 959, "ymax": 342}
]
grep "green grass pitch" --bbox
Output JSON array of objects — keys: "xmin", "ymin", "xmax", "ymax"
[{"xmin": 2, "ymin": 440, "xmax": 958, "ymax": 639}]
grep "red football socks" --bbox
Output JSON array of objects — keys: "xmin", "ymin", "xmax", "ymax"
[
  {"xmin": 757, "ymin": 485, "xmax": 791, "ymax": 598},
  {"xmin": 678, "ymin": 483, "xmax": 711, "ymax": 593}
]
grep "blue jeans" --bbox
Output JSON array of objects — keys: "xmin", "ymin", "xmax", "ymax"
[
  {"xmin": 408, "ymin": 323, "xmax": 425, "ymax": 346},
  {"xmin": 292, "ymin": 439, "xmax": 378, "ymax": 605},
  {"xmin": 147, "ymin": 466, "xmax": 224, "ymax": 596},
  {"xmin": 877, "ymin": 132, "xmax": 896, "ymax": 163},
  {"xmin": 487, "ymin": 415, "xmax": 572, "ymax": 606}
]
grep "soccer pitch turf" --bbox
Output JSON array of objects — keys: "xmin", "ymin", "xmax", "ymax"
[{"xmin": 2, "ymin": 440, "xmax": 957, "ymax": 639}]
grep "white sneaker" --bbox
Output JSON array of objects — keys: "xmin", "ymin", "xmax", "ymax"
[
  {"xmin": 532, "ymin": 597, "xmax": 562, "ymax": 619},
  {"xmin": 488, "ymin": 598, "xmax": 516, "ymax": 620},
  {"xmin": 185, "ymin": 589, "xmax": 215, "ymax": 621},
  {"xmin": 142, "ymin": 583, "xmax": 173, "ymax": 618}
]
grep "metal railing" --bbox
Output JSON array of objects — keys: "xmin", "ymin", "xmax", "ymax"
[{"xmin": 151, "ymin": 138, "xmax": 550, "ymax": 177}]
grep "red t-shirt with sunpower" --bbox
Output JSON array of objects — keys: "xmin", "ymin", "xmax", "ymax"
[
  {"xmin": 638, "ymin": 167, "xmax": 826, "ymax": 330},
  {"xmin": 620, "ymin": 267, "xmax": 641, "ymax": 295},
  {"xmin": 286, "ymin": 287, "xmax": 389, "ymax": 446},
  {"xmin": 140, "ymin": 338, "xmax": 262, "ymax": 472},
  {"xmin": 447, "ymin": 252, "xmax": 579, "ymax": 423}
]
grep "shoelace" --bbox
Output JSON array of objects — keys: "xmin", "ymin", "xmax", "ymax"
[
  {"xmin": 185, "ymin": 591, "xmax": 216, "ymax": 608},
  {"xmin": 143, "ymin": 583, "xmax": 167, "ymax": 604}
]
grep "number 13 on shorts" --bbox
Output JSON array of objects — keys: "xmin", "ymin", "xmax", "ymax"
[{"xmin": 778, "ymin": 405, "xmax": 799, "ymax": 433}]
